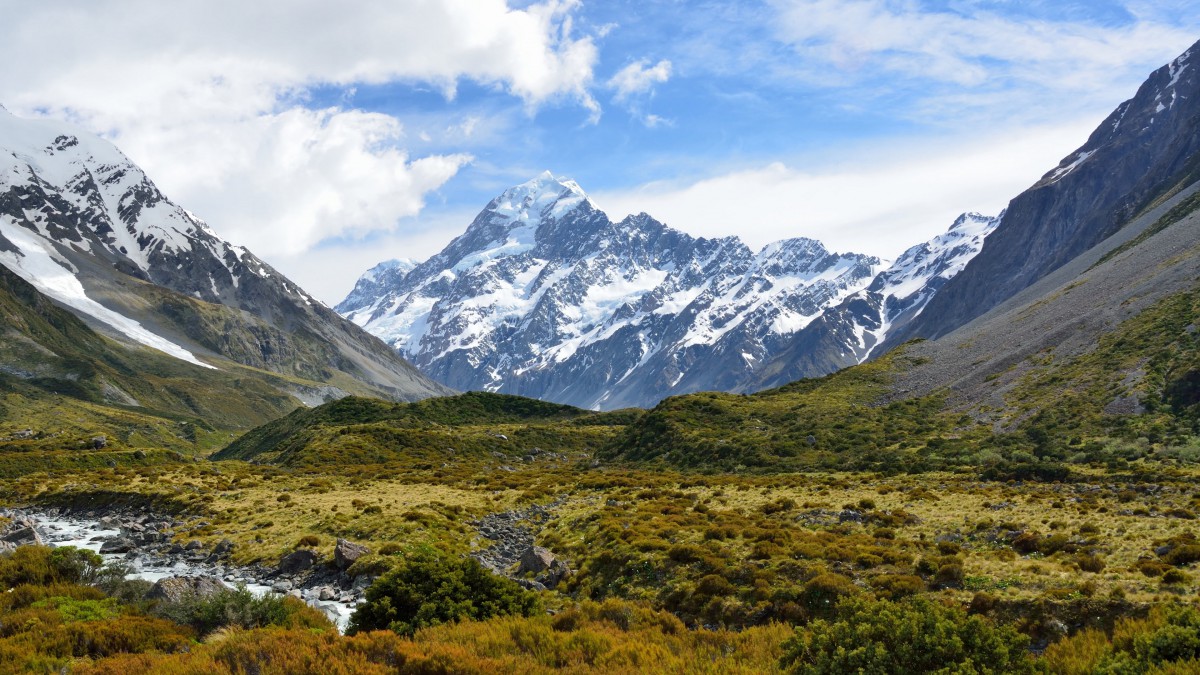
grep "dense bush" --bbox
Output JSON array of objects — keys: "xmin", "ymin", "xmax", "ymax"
[
  {"xmin": 780, "ymin": 596, "xmax": 1034, "ymax": 674},
  {"xmin": 1044, "ymin": 606, "xmax": 1200, "ymax": 673},
  {"xmin": 152, "ymin": 585, "xmax": 332, "ymax": 636},
  {"xmin": 348, "ymin": 549, "xmax": 540, "ymax": 636},
  {"xmin": 0, "ymin": 545, "xmax": 103, "ymax": 587}
]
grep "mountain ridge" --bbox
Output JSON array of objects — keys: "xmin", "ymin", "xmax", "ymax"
[
  {"xmin": 339, "ymin": 173, "xmax": 994, "ymax": 409},
  {"xmin": 0, "ymin": 106, "xmax": 452, "ymax": 406}
]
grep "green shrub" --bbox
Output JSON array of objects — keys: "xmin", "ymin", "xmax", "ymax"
[
  {"xmin": 780, "ymin": 596, "xmax": 1034, "ymax": 674},
  {"xmin": 348, "ymin": 549, "xmax": 540, "ymax": 636},
  {"xmin": 152, "ymin": 586, "xmax": 331, "ymax": 636},
  {"xmin": 0, "ymin": 546, "xmax": 103, "ymax": 587},
  {"xmin": 800, "ymin": 574, "xmax": 856, "ymax": 619},
  {"xmin": 1100, "ymin": 606, "xmax": 1200, "ymax": 670}
]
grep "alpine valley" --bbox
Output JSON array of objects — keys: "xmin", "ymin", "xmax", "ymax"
[{"xmin": 2, "ymin": 30, "xmax": 1200, "ymax": 675}]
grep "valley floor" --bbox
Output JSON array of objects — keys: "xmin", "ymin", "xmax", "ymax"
[{"xmin": 3, "ymin": 453, "xmax": 1200, "ymax": 672}]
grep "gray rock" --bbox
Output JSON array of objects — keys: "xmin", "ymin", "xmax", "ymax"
[
  {"xmin": 351, "ymin": 575, "xmax": 374, "ymax": 593},
  {"xmin": 279, "ymin": 549, "xmax": 318, "ymax": 575},
  {"xmin": 334, "ymin": 538, "xmax": 370, "ymax": 570},
  {"xmin": 99, "ymin": 537, "xmax": 136, "ymax": 554},
  {"xmin": 145, "ymin": 576, "xmax": 230, "ymax": 603},
  {"xmin": 517, "ymin": 546, "xmax": 556, "ymax": 576},
  {"xmin": 213, "ymin": 538, "xmax": 235, "ymax": 556},
  {"xmin": 2, "ymin": 526, "xmax": 42, "ymax": 546},
  {"xmin": 272, "ymin": 579, "xmax": 294, "ymax": 593}
]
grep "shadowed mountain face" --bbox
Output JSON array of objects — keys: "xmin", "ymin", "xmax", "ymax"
[
  {"xmin": 889, "ymin": 39, "xmax": 1200, "ymax": 347},
  {"xmin": 0, "ymin": 107, "xmax": 451, "ymax": 405}
]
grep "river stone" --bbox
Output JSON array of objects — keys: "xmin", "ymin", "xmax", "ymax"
[
  {"xmin": 2, "ymin": 526, "xmax": 42, "ymax": 546},
  {"xmin": 99, "ymin": 537, "xmax": 136, "ymax": 554},
  {"xmin": 271, "ymin": 579, "xmax": 294, "ymax": 593},
  {"xmin": 279, "ymin": 549, "xmax": 318, "ymax": 575},
  {"xmin": 145, "ymin": 576, "xmax": 230, "ymax": 603},
  {"xmin": 334, "ymin": 538, "xmax": 369, "ymax": 570}
]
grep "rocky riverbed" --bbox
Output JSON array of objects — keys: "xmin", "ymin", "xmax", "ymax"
[
  {"xmin": 0, "ymin": 500, "xmax": 575, "ymax": 633},
  {"xmin": 0, "ymin": 507, "xmax": 364, "ymax": 631}
]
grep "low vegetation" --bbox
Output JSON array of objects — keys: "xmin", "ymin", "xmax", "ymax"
[{"xmin": 1, "ymin": 277, "xmax": 1199, "ymax": 670}]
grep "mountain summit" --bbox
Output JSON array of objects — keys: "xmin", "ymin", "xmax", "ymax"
[{"xmin": 339, "ymin": 173, "xmax": 993, "ymax": 409}]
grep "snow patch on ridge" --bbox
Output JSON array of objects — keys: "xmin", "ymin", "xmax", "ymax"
[{"xmin": 0, "ymin": 218, "xmax": 214, "ymax": 369}]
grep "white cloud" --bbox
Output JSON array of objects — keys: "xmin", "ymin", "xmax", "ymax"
[
  {"xmin": 269, "ymin": 209, "xmax": 480, "ymax": 305},
  {"xmin": 171, "ymin": 108, "xmax": 472, "ymax": 257},
  {"xmin": 592, "ymin": 118, "xmax": 1102, "ymax": 260},
  {"xmin": 0, "ymin": 0, "xmax": 600, "ymax": 258},
  {"xmin": 767, "ymin": 0, "xmax": 1199, "ymax": 120},
  {"xmin": 608, "ymin": 59, "xmax": 673, "ymax": 102}
]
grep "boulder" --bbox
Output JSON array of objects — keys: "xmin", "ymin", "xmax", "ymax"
[
  {"xmin": 517, "ymin": 545, "xmax": 571, "ymax": 588},
  {"xmin": 279, "ymin": 549, "xmax": 318, "ymax": 575},
  {"xmin": 144, "ymin": 576, "xmax": 230, "ymax": 603},
  {"xmin": 334, "ymin": 538, "xmax": 369, "ymax": 570},
  {"xmin": 99, "ymin": 537, "xmax": 136, "ymax": 554},
  {"xmin": 213, "ymin": 538, "xmax": 235, "ymax": 557},
  {"xmin": 271, "ymin": 579, "xmax": 294, "ymax": 593},
  {"xmin": 1, "ymin": 526, "xmax": 42, "ymax": 546},
  {"xmin": 517, "ymin": 546, "xmax": 556, "ymax": 576}
]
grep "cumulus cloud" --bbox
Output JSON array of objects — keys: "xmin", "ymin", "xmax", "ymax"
[{"xmin": 0, "ymin": 0, "xmax": 600, "ymax": 257}]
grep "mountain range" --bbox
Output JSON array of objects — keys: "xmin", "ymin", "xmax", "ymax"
[
  {"xmin": 340, "ymin": 39, "xmax": 1200, "ymax": 411},
  {"xmin": 337, "ymin": 175, "xmax": 996, "ymax": 409}
]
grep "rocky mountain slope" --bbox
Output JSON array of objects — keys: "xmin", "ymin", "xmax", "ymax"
[
  {"xmin": 743, "ymin": 212, "xmax": 999, "ymax": 392},
  {"xmin": 890, "ymin": 38, "xmax": 1200, "ymax": 346},
  {"xmin": 339, "ymin": 173, "xmax": 993, "ymax": 409},
  {"xmin": 0, "ymin": 106, "xmax": 450, "ymax": 405}
]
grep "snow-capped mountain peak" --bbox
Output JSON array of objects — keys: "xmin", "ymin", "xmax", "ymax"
[
  {"xmin": 488, "ymin": 170, "xmax": 594, "ymax": 225},
  {"xmin": 0, "ymin": 106, "xmax": 449, "ymax": 402},
  {"xmin": 339, "ymin": 173, "xmax": 896, "ymax": 409}
]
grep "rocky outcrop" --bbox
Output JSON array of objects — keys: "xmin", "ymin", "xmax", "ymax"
[{"xmin": 517, "ymin": 545, "xmax": 572, "ymax": 589}]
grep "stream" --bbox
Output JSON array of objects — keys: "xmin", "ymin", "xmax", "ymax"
[{"xmin": 16, "ymin": 509, "xmax": 358, "ymax": 632}]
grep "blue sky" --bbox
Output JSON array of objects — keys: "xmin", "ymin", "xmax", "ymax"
[{"xmin": 2, "ymin": 0, "xmax": 1199, "ymax": 302}]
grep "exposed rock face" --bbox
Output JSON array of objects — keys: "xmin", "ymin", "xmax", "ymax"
[
  {"xmin": 144, "ymin": 575, "xmax": 230, "ymax": 603},
  {"xmin": 334, "ymin": 539, "xmax": 369, "ymax": 570},
  {"xmin": 891, "ymin": 39, "xmax": 1200, "ymax": 347}
]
